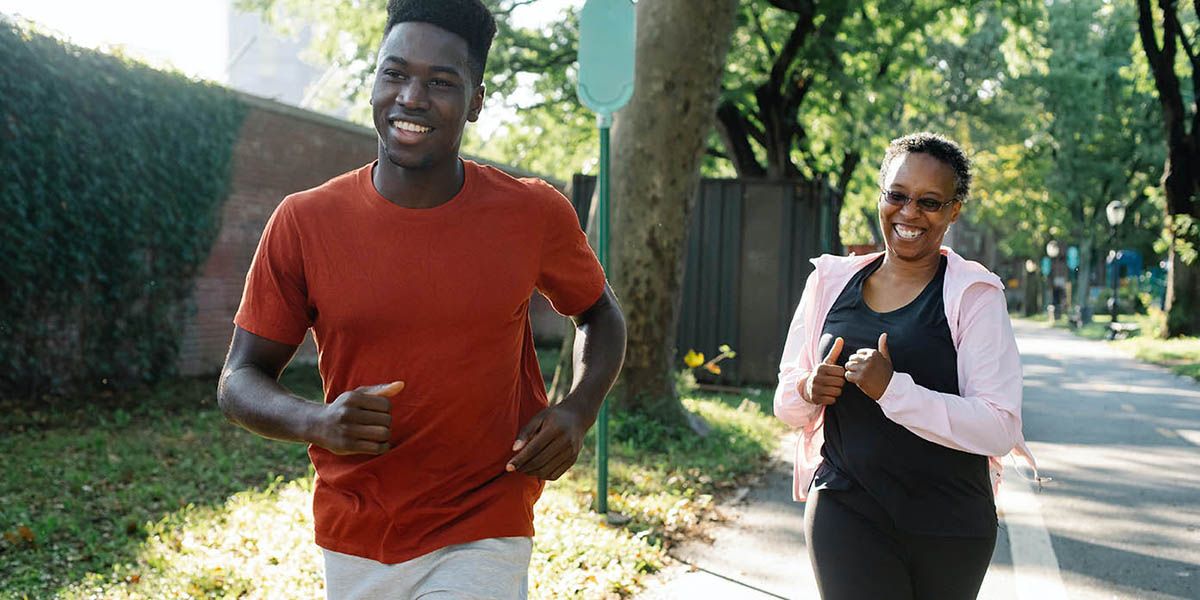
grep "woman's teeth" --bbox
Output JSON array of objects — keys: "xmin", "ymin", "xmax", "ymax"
[{"xmin": 894, "ymin": 224, "xmax": 924, "ymax": 240}]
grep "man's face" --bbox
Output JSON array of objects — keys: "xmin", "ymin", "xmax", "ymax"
[{"xmin": 370, "ymin": 22, "xmax": 485, "ymax": 171}]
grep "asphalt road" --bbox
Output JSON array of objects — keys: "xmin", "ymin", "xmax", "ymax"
[{"xmin": 639, "ymin": 318, "xmax": 1200, "ymax": 599}]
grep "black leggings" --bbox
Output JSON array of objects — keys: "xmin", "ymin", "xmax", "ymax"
[{"xmin": 804, "ymin": 486, "xmax": 997, "ymax": 600}]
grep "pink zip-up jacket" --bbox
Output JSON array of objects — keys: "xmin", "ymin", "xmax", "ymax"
[{"xmin": 774, "ymin": 246, "xmax": 1035, "ymax": 501}]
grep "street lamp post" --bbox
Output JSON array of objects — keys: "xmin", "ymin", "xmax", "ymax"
[
  {"xmin": 1040, "ymin": 255, "xmax": 1052, "ymax": 321},
  {"xmin": 1025, "ymin": 259, "xmax": 1039, "ymax": 316},
  {"xmin": 1105, "ymin": 200, "xmax": 1127, "ymax": 331},
  {"xmin": 1046, "ymin": 240, "xmax": 1061, "ymax": 322}
]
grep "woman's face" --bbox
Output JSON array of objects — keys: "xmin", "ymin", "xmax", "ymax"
[{"xmin": 879, "ymin": 152, "xmax": 961, "ymax": 262}]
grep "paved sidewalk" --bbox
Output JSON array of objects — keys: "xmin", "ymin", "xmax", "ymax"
[
  {"xmin": 637, "ymin": 319, "xmax": 1199, "ymax": 599},
  {"xmin": 637, "ymin": 434, "xmax": 1015, "ymax": 600},
  {"xmin": 636, "ymin": 433, "xmax": 810, "ymax": 600}
]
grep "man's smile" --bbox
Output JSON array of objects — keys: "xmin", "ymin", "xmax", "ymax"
[{"xmin": 391, "ymin": 119, "xmax": 433, "ymax": 134}]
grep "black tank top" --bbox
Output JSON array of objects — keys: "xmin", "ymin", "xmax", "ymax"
[{"xmin": 814, "ymin": 255, "xmax": 996, "ymax": 537}]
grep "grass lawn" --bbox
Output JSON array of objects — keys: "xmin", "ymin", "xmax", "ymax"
[
  {"xmin": 1028, "ymin": 312, "xmax": 1200, "ymax": 382},
  {"xmin": 0, "ymin": 358, "xmax": 783, "ymax": 599}
]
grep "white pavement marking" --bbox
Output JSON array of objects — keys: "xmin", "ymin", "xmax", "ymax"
[
  {"xmin": 997, "ymin": 465, "xmax": 1068, "ymax": 600},
  {"xmin": 1177, "ymin": 429, "xmax": 1200, "ymax": 447}
]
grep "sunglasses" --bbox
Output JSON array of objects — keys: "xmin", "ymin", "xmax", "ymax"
[{"xmin": 880, "ymin": 189, "xmax": 959, "ymax": 213}]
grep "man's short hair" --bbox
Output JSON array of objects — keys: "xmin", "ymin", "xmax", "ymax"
[
  {"xmin": 384, "ymin": 0, "xmax": 497, "ymax": 85},
  {"xmin": 879, "ymin": 132, "xmax": 972, "ymax": 202}
]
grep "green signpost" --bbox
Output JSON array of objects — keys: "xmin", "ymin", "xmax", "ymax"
[{"xmin": 577, "ymin": 0, "xmax": 635, "ymax": 516}]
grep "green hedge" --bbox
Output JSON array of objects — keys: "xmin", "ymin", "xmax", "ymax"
[{"xmin": 0, "ymin": 21, "xmax": 247, "ymax": 397}]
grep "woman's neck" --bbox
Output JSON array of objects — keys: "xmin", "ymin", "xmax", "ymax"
[{"xmin": 877, "ymin": 249, "xmax": 943, "ymax": 284}]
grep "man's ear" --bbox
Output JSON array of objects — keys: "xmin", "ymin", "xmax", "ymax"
[{"xmin": 468, "ymin": 84, "xmax": 485, "ymax": 122}]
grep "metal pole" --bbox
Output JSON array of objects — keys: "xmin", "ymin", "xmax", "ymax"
[
  {"xmin": 1043, "ymin": 272, "xmax": 1049, "ymax": 316},
  {"xmin": 1110, "ymin": 228, "xmax": 1119, "ymax": 326},
  {"xmin": 597, "ymin": 113, "xmax": 611, "ymax": 515}
]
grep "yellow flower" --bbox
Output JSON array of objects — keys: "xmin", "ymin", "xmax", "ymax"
[
  {"xmin": 683, "ymin": 350, "xmax": 705, "ymax": 368},
  {"xmin": 718, "ymin": 344, "xmax": 731, "ymax": 354}
]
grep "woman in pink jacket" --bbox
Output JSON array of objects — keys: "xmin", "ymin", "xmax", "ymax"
[{"xmin": 774, "ymin": 132, "xmax": 1033, "ymax": 599}]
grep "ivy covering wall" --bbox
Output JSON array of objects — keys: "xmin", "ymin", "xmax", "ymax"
[{"xmin": 0, "ymin": 21, "xmax": 247, "ymax": 397}]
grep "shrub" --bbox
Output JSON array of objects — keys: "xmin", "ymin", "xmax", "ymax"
[{"xmin": 0, "ymin": 20, "xmax": 246, "ymax": 397}]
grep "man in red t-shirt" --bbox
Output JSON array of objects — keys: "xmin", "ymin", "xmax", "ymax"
[{"xmin": 217, "ymin": 1, "xmax": 626, "ymax": 597}]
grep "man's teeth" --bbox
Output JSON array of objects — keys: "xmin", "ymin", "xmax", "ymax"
[
  {"xmin": 894, "ymin": 224, "xmax": 924, "ymax": 240},
  {"xmin": 392, "ymin": 120, "xmax": 431, "ymax": 133}
]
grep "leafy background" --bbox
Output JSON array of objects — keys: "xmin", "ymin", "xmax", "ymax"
[{"xmin": 0, "ymin": 20, "xmax": 246, "ymax": 398}]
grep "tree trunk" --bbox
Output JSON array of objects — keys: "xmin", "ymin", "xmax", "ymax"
[
  {"xmin": 1165, "ymin": 216, "xmax": 1200, "ymax": 336},
  {"xmin": 608, "ymin": 0, "xmax": 739, "ymax": 426},
  {"xmin": 1136, "ymin": 0, "xmax": 1200, "ymax": 336},
  {"xmin": 1074, "ymin": 236, "xmax": 1095, "ymax": 324}
]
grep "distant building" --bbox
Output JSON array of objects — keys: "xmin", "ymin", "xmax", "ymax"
[{"xmin": 224, "ymin": 5, "xmax": 351, "ymax": 119}]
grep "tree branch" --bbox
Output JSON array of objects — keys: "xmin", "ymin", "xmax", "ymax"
[
  {"xmin": 1170, "ymin": 12, "xmax": 1200, "ymax": 122},
  {"xmin": 871, "ymin": 6, "xmax": 934, "ymax": 83},
  {"xmin": 1163, "ymin": 0, "xmax": 1179, "ymax": 69},
  {"xmin": 765, "ymin": 0, "xmax": 810, "ymax": 12},
  {"xmin": 1140, "ymin": 1, "xmax": 1191, "ymax": 146},
  {"xmin": 780, "ymin": 0, "xmax": 848, "ymax": 111},
  {"xmin": 505, "ymin": 49, "xmax": 575, "ymax": 74},
  {"xmin": 750, "ymin": 7, "xmax": 778, "ymax": 62},
  {"xmin": 491, "ymin": 0, "xmax": 540, "ymax": 18},
  {"xmin": 715, "ymin": 100, "xmax": 768, "ymax": 177},
  {"xmin": 741, "ymin": 103, "xmax": 770, "ymax": 148},
  {"xmin": 769, "ymin": 3, "xmax": 817, "ymax": 94},
  {"xmin": 706, "ymin": 146, "xmax": 730, "ymax": 160},
  {"xmin": 1138, "ymin": 0, "xmax": 1164, "ymax": 67},
  {"xmin": 837, "ymin": 150, "xmax": 861, "ymax": 193},
  {"xmin": 1168, "ymin": 1, "xmax": 1200, "ymax": 78}
]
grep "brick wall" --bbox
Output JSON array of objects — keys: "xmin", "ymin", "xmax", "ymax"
[
  {"xmin": 177, "ymin": 94, "xmax": 569, "ymax": 376},
  {"xmin": 177, "ymin": 96, "xmax": 377, "ymax": 375}
]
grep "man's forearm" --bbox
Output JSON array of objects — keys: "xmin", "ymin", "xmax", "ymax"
[
  {"xmin": 217, "ymin": 365, "xmax": 323, "ymax": 445},
  {"xmin": 562, "ymin": 287, "xmax": 627, "ymax": 423}
]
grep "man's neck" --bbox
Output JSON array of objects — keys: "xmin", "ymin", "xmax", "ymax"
[{"xmin": 372, "ymin": 154, "xmax": 465, "ymax": 209}]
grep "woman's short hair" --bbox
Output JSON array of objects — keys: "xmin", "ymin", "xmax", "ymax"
[{"xmin": 878, "ymin": 132, "xmax": 972, "ymax": 202}]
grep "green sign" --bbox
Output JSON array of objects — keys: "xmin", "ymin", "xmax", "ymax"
[
  {"xmin": 577, "ymin": 0, "xmax": 636, "ymax": 519},
  {"xmin": 577, "ymin": 0, "xmax": 636, "ymax": 115}
]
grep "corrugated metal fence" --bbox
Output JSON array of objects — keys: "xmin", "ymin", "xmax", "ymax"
[{"xmin": 570, "ymin": 175, "xmax": 834, "ymax": 385}]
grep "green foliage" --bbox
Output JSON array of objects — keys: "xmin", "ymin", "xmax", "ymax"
[
  {"xmin": 840, "ymin": 0, "xmax": 1169, "ymax": 268},
  {"xmin": 0, "ymin": 21, "xmax": 246, "ymax": 397},
  {"xmin": 236, "ymin": 0, "xmax": 595, "ymax": 181},
  {"xmin": 234, "ymin": 0, "xmax": 1182, "ymax": 279}
]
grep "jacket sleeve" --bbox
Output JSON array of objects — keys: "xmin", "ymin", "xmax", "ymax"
[
  {"xmin": 774, "ymin": 269, "xmax": 824, "ymax": 429},
  {"xmin": 876, "ymin": 283, "xmax": 1024, "ymax": 456}
]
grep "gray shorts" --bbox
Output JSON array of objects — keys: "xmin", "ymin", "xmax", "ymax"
[{"xmin": 323, "ymin": 536, "xmax": 532, "ymax": 600}]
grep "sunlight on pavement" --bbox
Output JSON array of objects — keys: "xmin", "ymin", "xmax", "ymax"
[
  {"xmin": 996, "ymin": 466, "xmax": 1068, "ymax": 600},
  {"xmin": 1177, "ymin": 430, "xmax": 1200, "ymax": 447}
]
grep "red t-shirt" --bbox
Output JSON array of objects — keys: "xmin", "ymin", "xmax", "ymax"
[{"xmin": 234, "ymin": 160, "xmax": 606, "ymax": 563}]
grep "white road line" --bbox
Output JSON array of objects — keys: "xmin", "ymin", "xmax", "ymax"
[
  {"xmin": 1177, "ymin": 429, "xmax": 1200, "ymax": 447},
  {"xmin": 997, "ymin": 466, "xmax": 1069, "ymax": 600}
]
